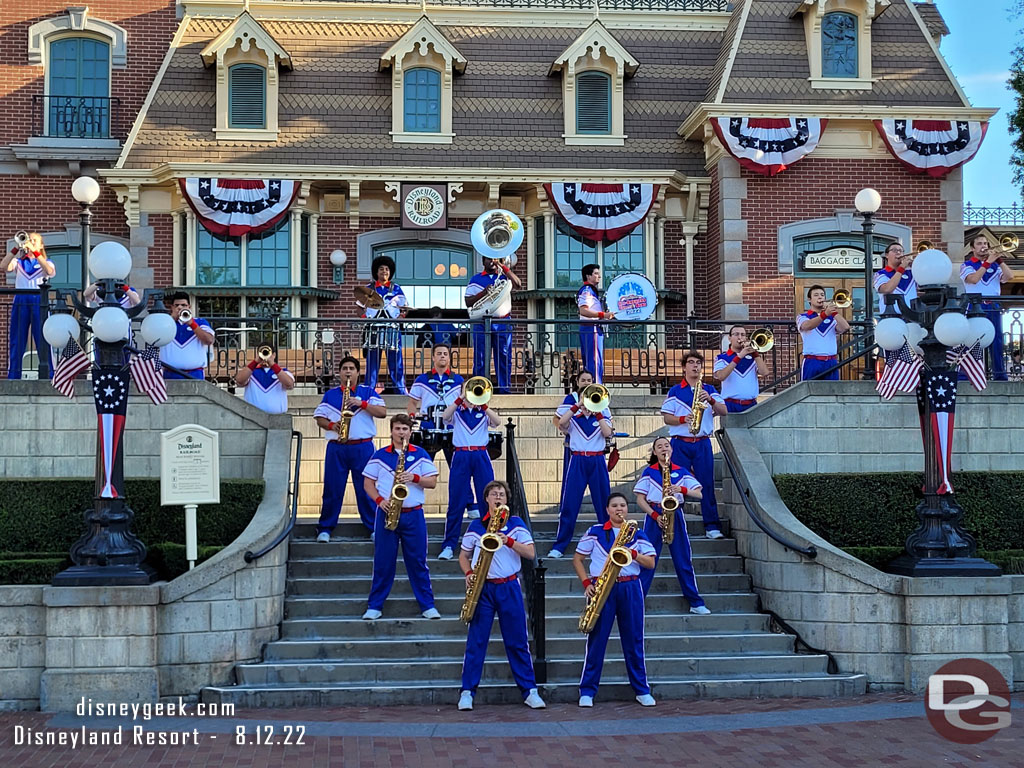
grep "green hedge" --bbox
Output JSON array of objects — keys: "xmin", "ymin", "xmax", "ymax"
[{"xmin": 0, "ymin": 543, "xmax": 227, "ymax": 584}]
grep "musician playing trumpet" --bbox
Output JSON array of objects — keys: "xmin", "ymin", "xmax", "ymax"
[
  {"xmin": 713, "ymin": 326, "xmax": 768, "ymax": 413},
  {"xmin": 234, "ymin": 345, "xmax": 294, "ymax": 415},
  {"xmin": 573, "ymin": 493, "xmax": 657, "ymax": 708},
  {"xmin": 457, "ymin": 480, "xmax": 545, "ymax": 712},
  {"xmin": 873, "ymin": 243, "xmax": 917, "ymax": 315},
  {"xmin": 160, "ymin": 292, "xmax": 216, "ymax": 380},
  {"xmin": 634, "ymin": 436, "xmax": 708, "ymax": 614},
  {"xmin": 464, "ymin": 256, "xmax": 522, "ymax": 394},
  {"xmin": 3, "ymin": 231, "xmax": 55, "ymax": 379}
]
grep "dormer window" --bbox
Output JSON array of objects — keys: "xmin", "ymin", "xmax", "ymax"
[
  {"xmin": 821, "ymin": 12, "xmax": 858, "ymax": 78},
  {"xmin": 228, "ymin": 63, "xmax": 267, "ymax": 129},
  {"xmin": 404, "ymin": 67, "xmax": 442, "ymax": 133},
  {"xmin": 793, "ymin": 0, "xmax": 889, "ymax": 90}
]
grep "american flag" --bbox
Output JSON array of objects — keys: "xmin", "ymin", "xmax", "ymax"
[
  {"xmin": 51, "ymin": 338, "xmax": 91, "ymax": 399},
  {"xmin": 946, "ymin": 343, "xmax": 987, "ymax": 392},
  {"xmin": 876, "ymin": 341, "xmax": 923, "ymax": 400},
  {"xmin": 129, "ymin": 344, "xmax": 167, "ymax": 405},
  {"xmin": 93, "ymin": 369, "xmax": 130, "ymax": 499},
  {"xmin": 918, "ymin": 370, "xmax": 957, "ymax": 495}
]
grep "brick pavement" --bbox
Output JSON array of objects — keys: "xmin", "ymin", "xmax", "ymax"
[{"xmin": 0, "ymin": 693, "xmax": 1019, "ymax": 767}]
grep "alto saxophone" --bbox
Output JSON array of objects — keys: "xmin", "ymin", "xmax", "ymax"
[
  {"xmin": 337, "ymin": 375, "xmax": 355, "ymax": 442},
  {"xmin": 459, "ymin": 504, "xmax": 510, "ymax": 623},
  {"xmin": 659, "ymin": 457, "xmax": 678, "ymax": 545},
  {"xmin": 385, "ymin": 438, "xmax": 409, "ymax": 531},
  {"xmin": 579, "ymin": 519, "xmax": 639, "ymax": 634},
  {"xmin": 688, "ymin": 389, "xmax": 709, "ymax": 435}
]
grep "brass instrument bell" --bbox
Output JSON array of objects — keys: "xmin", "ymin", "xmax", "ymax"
[
  {"xmin": 257, "ymin": 345, "xmax": 274, "ymax": 363},
  {"xmin": 916, "ymin": 240, "xmax": 934, "ymax": 253},
  {"xmin": 995, "ymin": 233, "xmax": 1019, "ymax": 255},
  {"xmin": 832, "ymin": 289, "xmax": 853, "ymax": 309},
  {"xmin": 465, "ymin": 376, "xmax": 492, "ymax": 406},
  {"xmin": 580, "ymin": 383, "xmax": 610, "ymax": 413},
  {"xmin": 178, "ymin": 308, "xmax": 193, "ymax": 324},
  {"xmin": 14, "ymin": 231, "xmax": 29, "ymax": 249},
  {"xmin": 749, "ymin": 328, "xmax": 774, "ymax": 353},
  {"xmin": 481, "ymin": 211, "xmax": 513, "ymax": 251}
]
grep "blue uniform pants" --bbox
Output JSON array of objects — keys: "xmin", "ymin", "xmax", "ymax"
[
  {"xmin": 8, "ymin": 295, "xmax": 45, "ymax": 380},
  {"xmin": 579, "ymin": 325, "xmax": 604, "ymax": 383},
  {"xmin": 460, "ymin": 578, "xmax": 536, "ymax": 698},
  {"xmin": 552, "ymin": 453, "xmax": 610, "ymax": 553},
  {"xmin": 368, "ymin": 505, "xmax": 434, "ymax": 612},
  {"xmin": 724, "ymin": 399, "xmax": 756, "ymax": 413},
  {"xmin": 365, "ymin": 348, "xmax": 407, "ymax": 394},
  {"xmin": 801, "ymin": 356, "xmax": 838, "ymax": 381},
  {"xmin": 670, "ymin": 437, "xmax": 720, "ymax": 533},
  {"xmin": 580, "ymin": 579, "xmax": 649, "ymax": 698},
  {"xmin": 442, "ymin": 449, "xmax": 494, "ymax": 551},
  {"xmin": 472, "ymin": 320, "xmax": 512, "ymax": 392},
  {"xmin": 317, "ymin": 440, "xmax": 376, "ymax": 533},
  {"xmin": 986, "ymin": 306, "xmax": 1006, "ymax": 381},
  {"xmin": 640, "ymin": 509, "xmax": 704, "ymax": 607},
  {"xmin": 163, "ymin": 367, "xmax": 205, "ymax": 380}
]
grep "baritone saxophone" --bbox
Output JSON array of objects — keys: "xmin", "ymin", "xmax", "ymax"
[
  {"xmin": 459, "ymin": 504, "xmax": 510, "ymax": 623},
  {"xmin": 579, "ymin": 519, "xmax": 638, "ymax": 634}
]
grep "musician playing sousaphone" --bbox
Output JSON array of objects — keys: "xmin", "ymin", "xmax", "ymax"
[{"xmin": 357, "ymin": 255, "xmax": 408, "ymax": 395}]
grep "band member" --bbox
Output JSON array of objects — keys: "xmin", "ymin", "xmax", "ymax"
[
  {"xmin": 634, "ymin": 437, "xmax": 709, "ymax": 614},
  {"xmin": 3, "ymin": 232, "xmax": 55, "ymax": 379},
  {"xmin": 873, "ymin": 243, "xmax": 916, "ymax": 314},
  {"xmin": 314, "ymin": 356, "xmax": 387, "ymax": 540},
  {"xmin": 574, "ymin": 493, "xmax": 657, "ymax": 708},
  {"xmin": 464, "ymin": 256, "xmax": 522, "ymax": 394},
  {"xmin": 553, "ymin": 370, "xmax": 594, "ymax": 520},
  {"xmin": 962, "ymin": 235, "xmax": 1015, "ymax": 381},
  {"xmin": 437, "ymin": 380, "xmax": 502, "ymax": 560},
  {"xmin": 713, "ymin": 326, "xmax": 767, "ymax": 413},
  {"xmin": 661, "ymin": 351, "xmax": 727, "ymax": 539},
  {"xmin": 362, "ymin": 414, "xmax": 440, "ymax": 620},
  {"xmin": 84, "ymin": 280, "xmax": 141, "ymax": 308},
  {"xmin": 407, "ymin": 342, "xmax": 463, "ymax": 469},
  {"xmin": 798, "ymin": 285, "xmax": 850, "ymax": 381},
  {"xmin": 578, "ymin": 264, "xmax": 613, "ymax": 384},
  {"xmin": 457, "ymin": 480, "xmax": 546, "ymax": 711},
  {"xmin": 234, "ymin": 347, "xmax": 294, "ymax": 415},
  {"xmin": 160, "ymin": 292, "xmax": 216, "ymax": 379},
  {"xmin": 358, "ymin": 255, "xmax": 408, "ymax": 395},
  {"xmin": 548, "ymin": 376, "xmax": 613, "ymax": 559}
]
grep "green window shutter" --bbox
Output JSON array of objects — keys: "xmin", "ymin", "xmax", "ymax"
[
  {"xmin": 576, "ymin": 71, "xmax": 611, "ymax": 134},
  {"xmin": 228, "ymin": 64, "xmax": 266, "ymax": 129}
]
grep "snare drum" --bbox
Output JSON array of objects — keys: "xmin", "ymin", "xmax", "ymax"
[
  {"xmin": 361, "ymin": 322, "xmax": 402, "ymax": 352},
  {"xmin": 413, "ymin": 424, "xmax": 452, "ymax": 458},
  {"xmin": 486, "ymin": 431, "xmax": 504, "ymax": 461}
]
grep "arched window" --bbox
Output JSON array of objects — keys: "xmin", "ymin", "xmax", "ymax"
[
  {"xmin": 47, "ymin": 37, "xmax": 110, "ymax": 137},
  {"xmin": 575, "ymin": 71, "xmax": 611, "ymax": 134},
  {"xmin": 228, "ymin": 63, "xmax": 267, "ymax": 129},
  {"xmin": 822, "ymin": 12, "xmax": 858, "ymax": 78},
  {"xmin": 403, "ymin": 68, "xmax": 441, "ymax": 133}
]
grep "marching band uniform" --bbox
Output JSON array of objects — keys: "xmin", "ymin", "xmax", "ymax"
[
  {"xmin": 242, "ymin": 364, "xmax": 291, "ymax": 415},
  {"xmin": 577, "ymin": 283, "xmax": 606, "ymax": 383},
  {"xmin": 7, "ymin": 248, "xmax": 53, "ymax": 379},
  {"xmin": 160, "ymin": 313, "xmax": 214, "ymax": 380},
  {"xmin": 873, "ymin": 264, "xmax": 917, "ymax": 314},
  {"xmin": 315, "ymin": 383, "xmax": 385, "ymax": 534},
  {"xmin": 409, "ymin": 367, "xmax": 464, "ymax": 468},
  {"xmin": 551, "ymin": 395, "xmax": 612, "ymax": 556},
  {"xmin": 577, "ymin": 522, "xmax": 656, "ymax": 702},
  {"xmin": 634, "ymin": 465, "xmax": 706, "ymax": 609},
  {"xmin": 459, "ymin": 512, "xmax": 541, "ymax": 706},
  {"xmin": 465, "ymin": 270, "xmax": 512, "ymax": 393},
  {"xmin": 713, "ymin": 350, "xmax": 760, "ymax": 413},
  {"xmin": 441, "ymin": 402, "xmax": 495, "ymax": 555},
  {"xmin": 358, "ymin": 279, "xmax": 408, "ymax": 394},
  {"xmin": 961, "ymin": 257, "xmax": 1007, "ymax": 381},
  {"xmin": 798, "ymin": 309, "xmax": 839, "ymax": 381},
  {"xmin": 363, "ymin": 443, "xmax": 440, "ymax": 616},
  {"xmin": 661, "ymin": 383, "xmax": 725, "ymax": 537}
]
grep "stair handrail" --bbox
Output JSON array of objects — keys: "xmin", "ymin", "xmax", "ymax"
[
  {"xmin": 245, "ymin": 429, "xmax": 303, "ymax": 563},
  {"xmin": 505, "ymin": 417, "xmax": 547, "ymax": 683}
]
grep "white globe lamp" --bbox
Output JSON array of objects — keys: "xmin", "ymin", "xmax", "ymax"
[
  {"xmin": 89, "ymin": 241, "xmax": 132, "ymax": 282},
  {"xmin": 92, "ymin": 306, "xmax": 130, "ymax": 343},
  {"xmin": 71, "ymin": 176, "xmax": 101, "ymax": 205},
  {"xmin": 854, "ymin": 188, "xmax": 882, "ymax": 214},
  {"xmin": 42, "ymin": 313, "xmax": 80, "ymax": 351},
  {"xmin": 933, "ymin": 311, "xmax": 970, "ymax": 348},
  {"xmin": 966, "ymin": 315, "xmax": 996, "ymax": 349},
  {"xmin": 140, "ymin": 312, "xmax": 177, "ymax": 347},
  {"xmin": 874, "ymin": 317, "xmax": 908, "ymax": 351},
  {"xmin": 912, "ymin": 249, "xmax": 953, "ymax": 286},
  {"xmin": 329, "ymin": 249, "xmax": 346, "ymax": 266}
]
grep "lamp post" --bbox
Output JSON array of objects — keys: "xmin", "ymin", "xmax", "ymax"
[
  {"xmin": 71, "ymin": 176, "xmax": 100, "ymax": 273},
  {"xmin": 875, "ymin": 248, "xmax": 1001, "ymax": 577},
  {"xmin": 855, "ymin": 188, "xmax": 882, "ymax": 379}
]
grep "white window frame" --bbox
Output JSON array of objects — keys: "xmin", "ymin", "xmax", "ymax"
[{"xmin": 795, "ymin": 0, "xmax": 890, "ymax": 90}]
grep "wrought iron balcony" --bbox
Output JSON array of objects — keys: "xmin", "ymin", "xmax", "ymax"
[
  {"xmin": 963, "ymin": 202, "xmax": 1024, "ymax": 227},
  {"xmin": 32, "ymin": 95, "xmax": 121, "ymax": 140}
]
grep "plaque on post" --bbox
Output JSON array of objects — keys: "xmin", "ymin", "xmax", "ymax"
[{"xmin": 160, "ymin": 424, "xmax": 221, "ymax": 569}]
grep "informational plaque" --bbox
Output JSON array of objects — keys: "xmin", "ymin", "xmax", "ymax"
[
  {"xmin": 400, "ymin": 182, "xmax": 448, "ymax": 230},
  {"xmin": 160, "ymin": 424, "xmax": 221, "ymax": 506}
]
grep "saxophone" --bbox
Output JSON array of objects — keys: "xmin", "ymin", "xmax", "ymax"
[
  {"xmin": 579, "ymin": 519, "xmax": 639, "ymax": 634},
  {"xmin": 337, "ymin": 375, "xmax": 355, "ymax": 442},
  {"xmin": 385, "ymin": 438, "xmax": 409, "ymax": 531},
  {"xmin": 659, "ymin": 457, "xmax": 679, "ymax": 545},
  {"xmin": 688, "ymin": 388, "xmax": 709, "ymax": 435},
  {"xmin": 459, "ymin": 504, "xmax": 510, "ymax": 623}
]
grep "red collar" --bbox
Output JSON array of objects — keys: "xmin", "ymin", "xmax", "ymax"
[
  {"xmin": 881, "ymin": 265, "xmax": 896, "ymax": 274},
  {"xmin": 430, "ymin": 368, "xmax": 452, "ymax": 376},
  {"xmin": 480, "ymin": 269, "xmax": 491, "ymax": 276},
  {"xmin": 650, "ymin": 462, "xmax": 682, "ymax": 471},
  {"xmin": 603, "ymin": 520, "xmax": 613, "ymax": 530},
  {"xmin": 21, "ymin": 251, "xmax": 41, "ymax": 259},
  {"xmin": 386, "ymin": 443, "xmax": 406, "ymax": 453},
  {"xmin": 682, "ymin": 380, "xmax": 702, "ymax": 389},
  {"xmin": 375, "ymin": 281, "xmax": 391, "ymax": 288},
  {"xmin": 968, "ymin": 257, "xmax": 982, "ymax": 264}
]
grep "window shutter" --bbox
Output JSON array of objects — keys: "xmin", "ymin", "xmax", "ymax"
[
  {"xmin": 576, "ymin": 72, "xmax": 611, "ymax": 134},
  {"xmin": 229, "ymin": 64, "xmax": 266, "ymax": 129}
]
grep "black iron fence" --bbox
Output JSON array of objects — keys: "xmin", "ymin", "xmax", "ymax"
[
  {"xmin": 963, "ymin": 203, "xmax": 1024, "ymax": 227},
  {"xmin": 32, "ymin": 95, "xmax": 121, "ymax": 140}
]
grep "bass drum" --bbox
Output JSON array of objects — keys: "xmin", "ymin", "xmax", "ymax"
[{"xmin": 605, "ymin": 273, "xmax": 658, "ymax": 322}]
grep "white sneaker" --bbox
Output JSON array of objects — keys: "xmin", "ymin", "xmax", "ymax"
[
  {"xmin": 362, "ymin": 608, "xmax": 382, "ymax": 621},
  {"xmin": 370, "ymin": 531, "xmax": 375, "ymax": 543},
  {"xmin": 636, "ymin": 694, "xmax": 656, "ymax": 707},
  {"xmin": 578, "ymin": 695, "xmax": 594, "ymax": 708},
  {"xmin": 458, "ymin": 691, "xmax": 473, "ymax": 711},
  {"xmin": 316, "ymin": 532, "xmax": 330, "ymax": 543},
  {"xmin": 706, "ymin": 529, "xmax": 724, "ymax": 540},
  {"xmin": 547, "ymin": 549, "xmax": 563, "ymax": 559},
  {"xmin": 690, "ymin": 605, "xmax": 712, "ymax": 615},
  {"xmin": 524, "ymin": 689, "xmax": 546, "ymax": 709},
  {"xmin": 466, "ymin": 507, "xmax": 481, "ymax": 520},
  {"xmin": 422, "ymin": 607, "xmax": 441, "ymax": 619},
  {"xmin": 438, "ymin": 547, "xmax": 454, "ymax": 561}
]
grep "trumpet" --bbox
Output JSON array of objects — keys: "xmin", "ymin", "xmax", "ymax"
[
  {"xmin": 178, "ymin": 308, "xmax": 193, "ymax": 325},
  {"xmin": 749, "ymin": 328, "xmax": 774, "ymax": 353},
  {"xmin": 464, "ymin": 376, "xmax": 492, "ymax": 407},
  {"xmin": 257, "ymin": 345, "xmax": 274, "ymax": 364},
  {"xmin": 14, "ymin": 231, "xmax": 29, "ymax": 249},
  {"xmin": 832, "ymin": 289, "xmax": 853, "ymax": 309},
  {"xmin": 580, "ymin": 384, "xmax": 610, "ymax": 413}
]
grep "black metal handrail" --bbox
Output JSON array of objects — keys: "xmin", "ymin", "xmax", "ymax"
[
  {"xmin": 32, "ymin": 95, "xmax": 121, "ymax": 140},
  {"xmin": 505, "ymin": 417, "xmax": 547, "ymax": 682},
  {"xmin": 0, "ymin": 281, "xmax": 53, "ymax": 379},
  {"xmin": 245, "ymin": 430, "xmax": 303, "ymax": 563},
  {"xmin": 762, "ymin": 328, "xmax": 875, "ymax": 392},
  {"xmin": 715, "ymin": 428, "xmax": 817, "ymax": 559},
  {"xmin": 764, "ymin": 610, "xmax": 839, "ymax": 674}
]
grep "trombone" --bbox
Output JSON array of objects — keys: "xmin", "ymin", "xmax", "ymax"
[
  {"xmin": 992, "ymin": 233, "xmax": 1018, "ymax": 257},
  {"xmin": 580, "ymin": 384, "xmax": 610, "ymax": 412},
  {"xmin": 832, "ymin": 289, "xmax": 853, "ymax": 309},
  {"xmin": 749, "ymin": 328, "xmax": 774, "ymax": 353},
  {"xmin": 464, "ymin": 376, "xmax": 492, "ymax": 406}
]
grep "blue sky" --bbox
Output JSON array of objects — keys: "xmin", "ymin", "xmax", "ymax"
[{"xmin": 938, "ymin": 0, "xmax": 1019, "ymax": 205}]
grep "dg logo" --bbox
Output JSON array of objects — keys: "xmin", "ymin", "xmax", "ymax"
[{"xmin": 925, "ymin": 658, "xmax": 1011, "ymax": 743}]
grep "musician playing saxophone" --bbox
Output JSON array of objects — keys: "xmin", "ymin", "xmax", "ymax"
[
  {"xmin": 661, "ymin": 351, "xmax": 727, "ymax": 540},
  {"xmin": 464, "ymin": 256, "xmax": 522, "ymax": 394},
  {"xmin": 573, "ymin": 493, "xmax": 657, "ymax": 708},
  {"xmin": 634, "ymin": 436, "xmax": 708, "ymax": 614},
  {"xmin": 361, "ymin": 414, "xmax": 440, "ymax": 621},
  {"xmin": 457, "ymin": 480, "xmax": 546, "ymax": 712}
]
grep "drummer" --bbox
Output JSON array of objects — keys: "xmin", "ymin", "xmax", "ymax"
[
  {"xmin": 407, "ymin": 341, "xmax": 463, "ymax": 469},
  {"xmin": 357, "ymin": 255, "xmax": 409, "ymax": 395}
]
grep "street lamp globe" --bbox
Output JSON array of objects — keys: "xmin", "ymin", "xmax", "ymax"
[
  {"xmin": 912, "ymin": 248, "xmax": 953, "ymax": 286},
  {"xmin": 140, "ymin": 312, "xmax": 178, "ymax": 347},
  {"xmin": 92, "ymin": 306, "xmax": 130, "ymax": 343},
  {"xmin": 89, "ymin": 241, "xmax": 132, "ymax": 281},
  {"xmin": 329, "ymin": 249, "xmax": 347, "ymax": 266},
  {"xmin": 854, "ymin": 188, "xmax": 882, "ymax": 214},
  {"xmin": 71, "ymin": 176, "xmax": 101, "ymax": 205},
  {"xmin": 42, "ymin": 313, "xmax": 80, "ymax": 350},
  {"xmin": 967, "ymin": 315, "xmax": 996, "ymax": 348},
  {"xmin": 933, "ymin": 311, "xmax": 970, "ymax": 347},
  {"xmin": 875, "ymin": 317, "xmax": 908, "ymax": 351}
]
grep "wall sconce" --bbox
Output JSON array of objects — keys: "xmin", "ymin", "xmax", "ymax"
[{"xmin": 329, "ymin": 249, "xmax": 347, "ymax": 284}]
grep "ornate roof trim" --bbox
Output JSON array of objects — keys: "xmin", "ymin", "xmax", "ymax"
[
  {"xmin": 549, "ymin": 19, "xmax": 639, "ymax": 77},
  {"xmin": 790, "ymin": 0, "xmax": 891, "ymax": 19},
  {"xmin": 708, "ymin": 0, "xmax": 751, "ymax": 104},
  {"xmin": 199, "ymin": 11, "xmax": 292, "ymax": 70},
  {"xmin": 379, "ymin": 16, "xmax": 467, "ymax": 74}
]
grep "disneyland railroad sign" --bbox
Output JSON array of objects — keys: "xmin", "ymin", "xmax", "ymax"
[
  {"xmin": 160, "ymin": 424, "xmax": 221, "ymax": 506},
  {"xmin": 801, "ymin": 246, "xmax": 884, "ymax": 272},
  {"xmin": 401, "ymin": 182, "xmax": 448, "ymax": 230}
]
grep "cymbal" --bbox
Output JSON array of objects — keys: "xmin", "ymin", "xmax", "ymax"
[{"xmin": 353, "ymin": 284, "xmax": 384, "ymax": 309}]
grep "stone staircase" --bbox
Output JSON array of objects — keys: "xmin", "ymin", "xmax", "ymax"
[{"xmin": 201, "ymin": 515, "xmax": 867, "ymax": 707}]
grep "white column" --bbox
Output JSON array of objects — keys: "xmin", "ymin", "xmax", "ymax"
[
  {"xmin": 185, "ymin": 210, "xmax": 197, "ymax": 286},
  {"xmin": 310, "ymin": 213, "xmax": 320, "ymax": 289},
  {"xmin": 682, "ymin": 223, "xmax": 699, "ymax": 318}
]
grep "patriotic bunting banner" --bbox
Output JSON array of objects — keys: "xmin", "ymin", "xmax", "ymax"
[
  {"xmin": 873, "ymin": 119, "xmax": 988, "ymax": 178},
  {"xmin": 711, "ymin": 117, "xmax": 828, "ymax": 176},
  {"xmin": 94, "ymin": 369, "xmax": 130, "ymax": 499},
  {"xmin": 180, "ymin": 178, "xmax": 299, "ymax": 237},
  {"xmin": 544, "ymin": 183, "xmax": 658, "ymax": 245}
]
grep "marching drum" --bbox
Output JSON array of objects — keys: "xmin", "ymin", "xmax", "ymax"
[
  {"xmin": 605, "ymin": 273, "xmax": 659, "ymax": 322},
  {"xmin": 361, "ymin": 322, "xmax": 402, "ymax": 352}
]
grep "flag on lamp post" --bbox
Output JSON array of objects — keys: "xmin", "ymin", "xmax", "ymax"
[
  {"xmin": 93, "ymin": 368, "xmax": 130, "ymax": 499},
  {"xmin": 918, "ymin": 369, "xmax": 957, "ymax": 495}
]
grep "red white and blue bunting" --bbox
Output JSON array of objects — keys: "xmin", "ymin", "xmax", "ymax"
[
  {"xmin": 544, "ymin": 183, "xmax": 659, "ymax": 245},
  {"xmin": 711, "ymin": 117, "xmax": 828, "ymax": 176},
  {"xmin": 873, "ymin": 119, "xmax": 988, "ymax": 178},
  {"xmin": 180, "ymin": 178, "xmax": 299, "ymax": 237}
]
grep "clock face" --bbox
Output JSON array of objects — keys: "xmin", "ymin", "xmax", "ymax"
[{"xmin": 404, "ymin": 186, "xmax": 446, "ymax": 228}]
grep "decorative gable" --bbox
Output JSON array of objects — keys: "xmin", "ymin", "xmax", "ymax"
[
  {"xmin": 200, "ymin": 11, "xmax": 292, "ymax": 70},
  {"xmin": 379, "ymin": 16, "xmax": 467, "ymax": 76},
  {"xmin": 792, "ymin": 0, "xmax": 890, "ymax": 89}
]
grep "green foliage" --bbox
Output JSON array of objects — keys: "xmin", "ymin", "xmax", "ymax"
[
  {"xmin": 0, "ymin": 556, "xmax": 70, "ymax": 584},
  {"xmin": 1010, "ymin": 6, "xmax": 1024, "ymax": 198},
  {"xmin": 0, "ymin": 543, "xmax": 228, "ymax": 585},
  {"xmin": 144, "ymin": 542, "xmax": 225, "ymax": 578}
]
